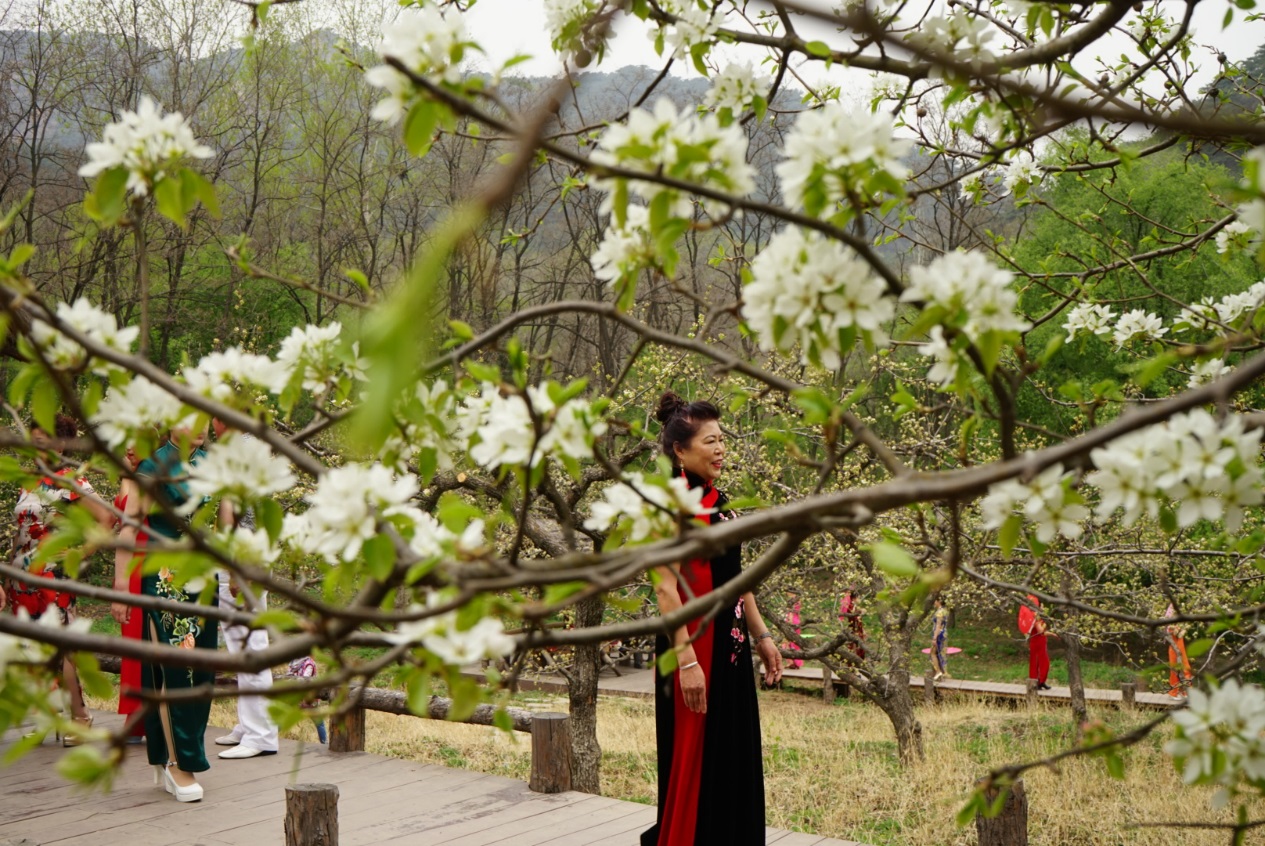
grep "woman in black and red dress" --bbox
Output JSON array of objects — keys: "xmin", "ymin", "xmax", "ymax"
[{"xmin": 642, "ymin": 392, "xmax": 783, "ymax": 846}]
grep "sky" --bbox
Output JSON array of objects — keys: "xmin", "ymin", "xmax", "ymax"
[{"xmin": 460, "ymin": 0, "xmax": 1265, "ymax": 97}]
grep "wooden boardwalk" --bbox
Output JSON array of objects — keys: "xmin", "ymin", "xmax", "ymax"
[
  {"xmin": 481, "ymin": 664, "xmax": 1180, "ymax": 711},
  {"xmin": 0, "ymin": 711, "xmax": 861, "ymax": 846}
]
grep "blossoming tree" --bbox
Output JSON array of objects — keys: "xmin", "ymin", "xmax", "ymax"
[{"xmin": 5, "ymin": 0, "xmax": 1265, "ymax": 836}]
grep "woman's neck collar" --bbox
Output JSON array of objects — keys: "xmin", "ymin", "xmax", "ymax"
[{"xmin": 680, "ymin": 468, "xmax": 712, "ymax": 491}]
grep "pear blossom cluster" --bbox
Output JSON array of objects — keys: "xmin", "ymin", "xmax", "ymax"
[
  {"xmin": 0, "ymin": 606, "xmax": 88, "ymax": 675},
  {"xmin": 1166, "ymin": 680, "xmax": 1265, "ymax": 808},
  {"xmin": 77, "ymin": 96, "xmax": 213, "ymax": 197},
  {"xmin": 1085, "ymin": 410, "xmax": 1263, "ymax": 532},
  {"xmin": 1188, "ymin": 358, "xmax": 1232, "ymax": 388},
  {"xmin": 458, "ymin": 382, "xmax": 608, "ymax": 470},
  {"xmin": 776, "ymin": 104, "xmax": 911, "ymax": 215},
  {"xmin": 652, "ymin": 0, "xmax": 724, "ymax": 61},
  {"xmin": 584, "ymin": 472, "xmax": 713, "ymax": 544},
  {"xmin": 703, "ymin": 62, "xmax": 769, "ymax": 122},
  {"xmin": 922, "ymin": 326, "xmax": 967, "ymax": 388},
  {"xmin": 364, "ymin": 3, "xmax": 469, "ymax": 125},
  {"xmin": 1182, "ymin": 280, "xmax": 1265, "ymax": 330},
  {"xmin": 1216, "ymin": 220, "xmax": 1253, "ymax": 255},
  {"xmin": 216, "ymin": 527, "xmax": 281, "ymax": 569},
  {"xmin": 591, "ymin": 98, "xmax": 755, "ymax": 216},
  {"xmin": 91, "ymin": 376, "xmax": 197, "ymax": 449},
  {"xmin": 980, "ymin": 464, "xmax": 1088, "ymax": 544},
  {"xmin": 1112, "ymin": 309, "xmax": 1167, "ymax": 348},
  {"xmin": 283, "ymin": 463, "xmax": 420, "ymax": 563},
  {"xmin": 743, "ymin": 227, "xmax": 894, "ymax": 369},
  {"xmin": 183, "ymin": 348, "xmax": 290, "ymax": 404},
  {"xmin": 1062, "ymin": 302, "xmax": 1115, "ymax": 342},
  {"xmin": 275, "ymin": 322, "xmax": 364, "ymax": 394},
  {"xmin": 590, "ymin": 205, "xmax": 654, "ymax": 284},
  {"xmin": 902, "ymin": 250, "xmax": 1030, "ymax": 341},
  {"xmin": 544, "ymin": 0, "xmax": 605, "ymax": 58},
  {"xmin": 379, "ymin": 380, "xmax": 461, "ymax": 477},
  {"xmin": 387, "ymin": 595, "xmax": 516, "ymax": 665},
  {"xmin": 1001, "ymin": 150, "xmax": 1042, "ymax": 195},
  {"xmin": 907, "ymin": 8, "xmax": 997, "ymax": 71},
  {"xmin": 184, "ymin": 435, "xmax": 297, "ymax": 512},
  {"xmin": 29, "ymin": 299, "xmax": 140, "ymax": 376}
]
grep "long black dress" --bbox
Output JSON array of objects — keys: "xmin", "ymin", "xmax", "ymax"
[{"xmin": 642, "ymin": 472, "xmax": 765, "ymax": 846}]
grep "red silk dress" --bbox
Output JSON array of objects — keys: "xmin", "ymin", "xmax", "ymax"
[{"xmin": 1018, "ymin": 595, "xmax": 1049, "ymax": 684}]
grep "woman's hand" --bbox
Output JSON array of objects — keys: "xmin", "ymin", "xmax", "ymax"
[
  {"xmin": 679, "ymin": 662, "xmax": 707, "ymax": 713},
  {"xmin": 0, "ymin": 584, "xmax": 6, "ymax": 612},
  {"xmin": 110, "ymin": 601, "xmax": 130, "ymax": 626},
  {"xmin": 756, "ymin": 635, "xmax": 783, "ymax": 686}
]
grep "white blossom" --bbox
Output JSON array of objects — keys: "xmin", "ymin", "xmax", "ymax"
[
  {"xmin": 776, "ymin": 103, "xmax": 910, "ymax": 213},
  {"xmin": 78, "ymin": 96, "xmax": 213, "ymax": 196},
  {"xmin": 218, "ymin": 527, "xmax": 281, "ymax": 568},
  {"xmin": 290, "ymin": 463, "xmax": 419, "ymax": 563},
  {"xmin": 922, "ymin": 325, "xmax": 964, "ymax": 388},
  {"xmin": 902, "ymin": 250, "xmax": 1029, "ymax": 340},
  {"xmin": 545, "ymin": 0, "xmax": 604, "ymax": 57},
  {"xmin": 92, "ymin": 377, "xmax": 194, "ymax": 449},
  {"xmin": 908, "ymin": 8, "xmax": 997, "ymax": 70},
  {"xmin": 184, "ymin": 347, "xmax": 291, "ymax": 402},
  {"xmin": 653, "ymin": 0, "xmax": 723, "ymax": 61},
  {"xmin": 275, "ymin": 322, "xmax": 345, "ymax": 393},
  {"xmin": 1188, "ymin": 358, "xmax": 1232, "ymax": 388},
  {"xmin": 703, "ymin": 62, "xmax": 769, "ymax": 118},
  {"xmin": 591, "ymin": 205, "xmax": 654, "ymax": 284},
  {"xmin": 744, "ymin": 227, "xmax": 894, "ymax": 368},
  {"xmin": 980, "ymin": 464, "xmax": 1087, "ymax": 545},
  {"xmin": 29, "ymin": 299, "xmax": 140, "ymax": 375},
  {"xmin": 1167, "ymin": 680, "xmax": 1265, "ymax": 808},
  {"xmin": 592, "ymin": 98, "xmax": 755, "ymax": 215},
  {"xmin": 365, "ymin": 4, "xmax": 468, "ymax": 124},
  {"xmin": 1216, "ymin": 220, "xmax": 1252, "ymax": 254},
  {"xmin": 1001, "ymin": 150, "xmax": 1041, "ymax": 194},
  {"xmin": 184, "ymin": 435, "xmax": 296, "ymax": 511},
  {"xmin": 1112, "ymin": 309, "xmax": 1167, "ymax": 348},
  {"xmin": 1062, "ymin": 302, "xmax": 1116, "ymax": 342},
  {"xmin": 387, "ymin": 598, "xmax": 515, "ymax": 665},
  {"xmin": 584, "ymin": 472, "xmax": 713, "ymax": 544}
]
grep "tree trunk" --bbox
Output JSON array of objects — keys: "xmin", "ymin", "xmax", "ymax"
[
  {"xmin": 568, "ymin": 594, "xmax": 603, "ymax": 794},
  {"xmin": 877, "ymin": 668, "xmax": 924, "ymax": 765},
  {"xmin": 1065, "ymin": 626, "xmax": 1088, "ymax": 733},
  {"xmin": 976, "ymin": 778, "xmax": 1028, "ymax": 846}
]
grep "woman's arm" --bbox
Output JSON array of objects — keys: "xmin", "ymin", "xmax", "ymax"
[
  {"xmin": 110, "ymin": 483, "xmax": 144, "ymax": 626},
  {"xmin": 652, "ymin": 565, "xmax": 707, "ymax": 714},
  {"xmin": 742, "ymin": 592, "xmax": 783, "ymax": 687}
]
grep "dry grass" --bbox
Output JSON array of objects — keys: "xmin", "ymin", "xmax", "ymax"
[{"xmin": 335, "ymin": 689, "xmax": 1260, "ymax": 846}]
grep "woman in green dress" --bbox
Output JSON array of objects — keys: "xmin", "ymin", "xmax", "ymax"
[{"xmin": 114, "ymin": 427, "xmax": 212, "ymax": 803}]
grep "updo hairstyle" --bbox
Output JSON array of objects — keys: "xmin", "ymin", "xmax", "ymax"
[{"xmin": 656, "ymin": 391, "xmax": 720, "ymax": 470}]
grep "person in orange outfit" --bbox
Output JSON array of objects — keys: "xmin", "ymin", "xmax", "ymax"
[
  {"xmin": 1163, "ymin": 603, "xmax": 1193, "ymax": 698},
  {"xmin": 1018, "ymin": 594, "xmax": 1050, "ymax": 690}
]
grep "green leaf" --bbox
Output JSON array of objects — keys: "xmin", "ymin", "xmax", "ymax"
[
  {"xmin": 868, "ymin": 541, "xmax": 919, "ymax": 579},
  {"xmin": 657, "ymin": 649, "xmax": 679, "ymax": 675},
  {"xmin": 449, "ymin": 320, "xmax": 474, "ymax": 341},
  {"xmin": 543, "ymin": 581, "xmax": 588, "ymax": 606},
  {"xmin": 250, "ymin": 608, "xmax": 298, "ymax": 630},
  {"xmin": 404, "ymin": 100, "xmax": 445, "ymax": 158},
  {"xmin": 436, "ymin": 490, "xmax": 483, "ymax": 534},
  {"xmin": 72, "ymin": 655, "xmax": 114, "ymax": 700},
  {"xmin": 406, "ymin": 667, "xmax": 432, "ymax": 715},
  {"xmin": 446, "ymin": 673, "xmax": 481, "ymax": 722},
  {"xmin": 363, "ymin": 533, "xmax": 397, "ymax": 582},
  {"xmin": 1185, "ymin": 637, "xmax": 1213, "ymax": 658},
  {"xmin": 154, "ymin": 175, "xmax": 188, "ymax": 228},
  {"xmin": 84, "ymin": 167, "xmax": 130, "ymax": 225},
  {"xmin": 998, "ymin": 514, "xmax": 1022, "ymax": 558},
  {"xmin": 7, "ymin": 363, "xmax": 39, "ymax": 409},
  {"xmin": 804, "ymin": 40, "xmax": 832, "ymax": 58},
  {"xmin": 30, "ymin": 375, "xmax": 59, "ymax": 435},
  {"xmin": 181, "ymin": 168, "xmax": 220, "ymax": 218},
  {"xmin": 256, "ymin": 497, "xmax": 284, "ymax": 544}
]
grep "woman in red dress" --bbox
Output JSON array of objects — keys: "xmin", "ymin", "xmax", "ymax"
[
  {"xmin": 110, "ymin": 445, "xmax": 145, "ymax": 741},
  {"xmin": 642, "ymin": 392, "xmax": 783, "ymax": 846},
  {"xmin": 1018, "ymin": 594, "xmax": 1050, "ymax": 690}
]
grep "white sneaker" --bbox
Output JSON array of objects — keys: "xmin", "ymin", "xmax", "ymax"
[
  {"xmin": 214, "ymin": 733, "xmax": 242, "ymax": 746},
  {"xmin": 218, "ymin": 745, "xmax": 277, "ymax": 759}
]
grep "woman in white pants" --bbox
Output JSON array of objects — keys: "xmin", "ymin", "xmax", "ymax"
[{"xmin": 215, "ymin": 570, "xmax": 279, "ymax": 758}]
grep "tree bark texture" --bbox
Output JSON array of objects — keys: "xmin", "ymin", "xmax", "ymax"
[
  {"xmin": 976, "ymin": 779, "xmax": 1028, "ymax": 846},
  {"xmin": 284, "ymin": 783, "xmax": 339, "ymax": 846},
  {"xmin": 328, "ymin": 706, "xmax": 365, "ymax": 753},
  {"xmin": 877, "ymin": 667, "xmax": 924, "ymax": 764},
  {"xmin": 529, "ymin": 712, "xmax": 573, "ymax": 794},
  {"xmin": 568, "ymin": 594, "xmax": 603, "ymax": 794},
  {"xmin": 1065, "ymin": 627, "xmax": 1088, "ymax": 733}
]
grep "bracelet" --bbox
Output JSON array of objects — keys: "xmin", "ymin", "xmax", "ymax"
[
  {"xmin": 756, "ymin": 632, "xmax": 775, "ymax": 641},
  {"xmin": 679, "ymin": 660, "xmax": 700, "ymax": 672}
]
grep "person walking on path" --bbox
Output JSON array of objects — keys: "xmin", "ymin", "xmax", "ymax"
[
  {"xmin": 838, "ymin": 587, "xmax": 866, "ymax": 661},
  {"xmin": 111, "ymin": 444, "xmax": 145, "ymax": 743},
  {"xmin": 1163, "ymin": 603, "xmax": 1194, "ymax": 698},
  {"xmin": 930, "ymin": 597, "xmax": 950, "ymax": 680},
  {"xmin": 210, "ymin": 418, "xmax": 279, "ymax": 759},
  {"xmin": 1018, "ymin": 594, "xmax": 1051, "ymax": 690}
]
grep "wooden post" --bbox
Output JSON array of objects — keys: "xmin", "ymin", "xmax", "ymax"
[
  {"xmin": 1120, "ymin": 682, "xmax": 1136, "ymax": 711},
  {"xmin": 924, "ymin": 673, "xmax": 937, "ymax": 705},
  {"xmin": 285, "ymin": 783, "xmax": 339, "ymax": 846},
  {"xmin": 529, "ymin": 712, "xmax": 572, "ymax": 793},
  {"xmin": 822, "ymin": 665, "xmax": 834, "ymax": 704},
  {"xmin": 328, "ymin": 706, "xmax": 365, "ymax": 753},
  {"xmin": 1025, "ymin": 678, "xmax": 1039, "ymax": 708},
  {"xmin": 976, "ymin": 778, "xmax": 1028, "ymax": 846}
]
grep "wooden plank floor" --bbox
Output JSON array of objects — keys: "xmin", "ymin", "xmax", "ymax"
[
  {"xmin": 0, "ymin": 711, "xmax": 865, "ymax": 846},
  {"xmin": 482, "ymin": 663, "xmax": 1180, "ymax": 711}
]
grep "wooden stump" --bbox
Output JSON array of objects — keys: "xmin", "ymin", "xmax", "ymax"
[
  {"xmin": 924, "ymin": 674, "xmax": 937, "ymax": 705},
  {"xmin": 1120, "ymin": 682, "xmax": 1136, "ymax": 711},
  {"xmin": 285, "ymin": 783, "xmax": 339, "ymax": 846},
  {"xmin": 822, "ymin": 665, "xmax": 835, "ymax": 704},
  {"xmin": 529, "ymin": 712, "xmax": 572, "ymax": 794},
  {"xmin": 328, "ymin": 706, "xmax": 365, "ymax": 753},
  {"xmin": 1025, "ymin": 678, "xmax": 1039, "ymax": 708},
  {"xmin": 976, "ymin": 778, "xmax": 1028, "ymax": 846}
]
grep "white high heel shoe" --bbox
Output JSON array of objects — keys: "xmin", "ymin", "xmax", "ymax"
[{"xmin": 160, "ymin": 762, "xmax": 203, "ymax": 803}]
